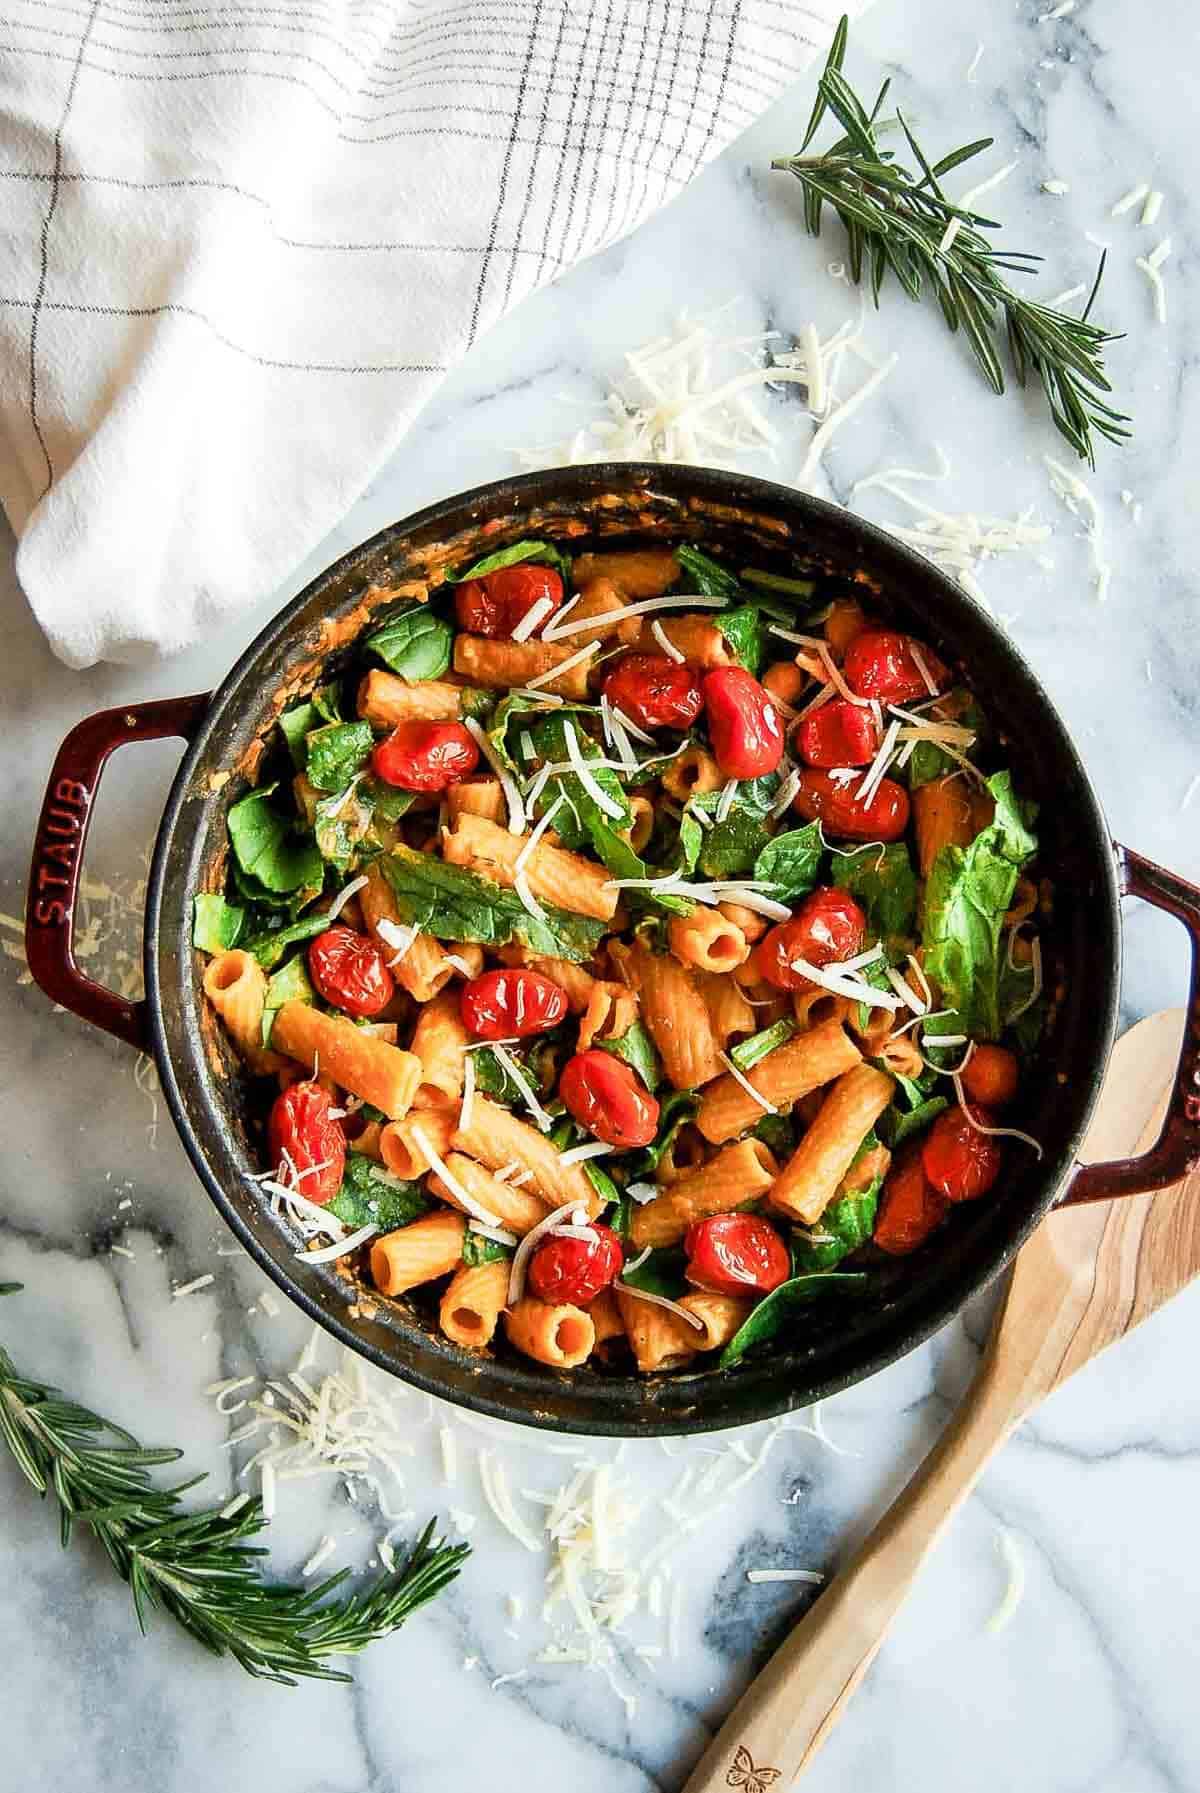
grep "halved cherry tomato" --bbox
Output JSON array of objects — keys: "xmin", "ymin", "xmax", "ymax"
[
  {"xmin": 922, "ymin": 1104, "xmax": 1003, "ymax": 1202},
  {"xmin": 755, "ymin": 887, "xmax": 867, "ymax": 991},
  {"xmin": 528, "ymin": 1221, "xmax": 623, "ymax": 1306},
  {"xmin": 961, "ymin": 1044, "xmax": 1020, "ymax": 1108},
  {"xmin": 267, "ymin": 1081, "xmax": 346, "ymax": 1205},
  {"xmin": 793, "ymin": 768, "xmax": 910, "ymax": 841},
  {"xmin": 795, "ymin": 697, "xmax": 880, "ymax": 769},
  {"xmin": 308, "ymin": 926, "xmax": 395, "ymax": 1018},
  {"xmin": 371, "ymin": 720, "xmax": 480, "ymax": 792},
  {"xmin": 702, "ymin": 666, "xmax": 785, "ymax": 779},
  {"xmin": 874, "ymin": 1147, "xmax": 949, "ymax": 1255},
  {"xmin": 460, "ymin": 968, "xmax": 569, "ymax": 1041},
  {"xmin": 454, "ymin": 564, "xmax": 564, "ymax": 639},
  {"xmin": 843, "ymin": 629, "xmax": 949, "ymax": 704},
  {"xmin": 602, "ymin": 654, "xmax": 703, "ymax": 732},
  {"xmin": 684, "ymin": 1213, "xmax": 790, "ymax": 1296},
  {"xmin": 559, "ymin": 1049, "xmax": 659, "ymax": 1149}
]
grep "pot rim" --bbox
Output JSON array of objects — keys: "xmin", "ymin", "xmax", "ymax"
[{"xmin": 143, "ymin": 463, "xmax": 1121, "ymax": 1435}]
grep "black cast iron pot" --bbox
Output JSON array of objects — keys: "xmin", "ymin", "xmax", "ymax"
[{"xmin": 26, "ymin": 466, "xmax": 1200, "ymax": 1435}]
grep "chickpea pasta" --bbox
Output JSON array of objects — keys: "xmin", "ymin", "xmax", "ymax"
[{"xmin": 194, "ymin": 536, "xmax": 1047, "ymax": 1376}]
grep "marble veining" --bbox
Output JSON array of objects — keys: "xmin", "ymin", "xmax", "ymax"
[{"xmin": 3, "ymin": 1, "xmax": 1200, "ymax": 1787}]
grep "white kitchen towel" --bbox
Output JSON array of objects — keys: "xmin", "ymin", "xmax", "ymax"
[{"xmin": 0, "ymin": 0, "xmax": 856, "ymax": 668}]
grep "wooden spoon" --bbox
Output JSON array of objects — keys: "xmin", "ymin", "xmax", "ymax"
[{"xmin": 683, "ymin": 1009, "xmax": 1200, "ymax": 1793}]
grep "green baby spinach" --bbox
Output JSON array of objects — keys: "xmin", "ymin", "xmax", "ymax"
[
  {"xmin": 719, "ymin": 1273, "xmax": 867, "ymax": 1368},
  {"xmin": 192, "ymin": 893, "xmax": 244, "ymax": 953},
  {"xmin": 379, "ymin": 846, "xmax": 606, "ymax": 962},
  {"xmin": 227, "ymin": 786, "xmax": 324, "ymax": 896},
  {"xmin": 366, "ymin": 606, "xmax": 453, "ymax": 682},
  {"xmin": 329, "ymin": 1156, "xmax": 431, "ymax": 1231}
]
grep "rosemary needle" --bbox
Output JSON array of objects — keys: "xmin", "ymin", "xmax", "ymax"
[
  {"xmin": 772, "ymin": 15, "xmax": 1130, "ymax": 466},
  {"xmin": 0, "ymin": 1286, "xmax": 468, "ymax": 1685}
]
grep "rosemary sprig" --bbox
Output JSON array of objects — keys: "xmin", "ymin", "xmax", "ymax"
[
  {"xmin": 773, "ymin": 16, "xmax": 1130, "ymax": 465},
  {"xmin": 0, "ymin": 1287, "xmax": 468, "ymax": 1685}
]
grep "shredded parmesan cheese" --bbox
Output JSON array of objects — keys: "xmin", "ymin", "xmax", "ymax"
[
  {"xmin": 411, "ymin": 1125, "xmax": 504, "ymax": 1227},
  {"xmin": 326, "ymin": 874, "xmax": 368, "ymax": 920},
  {"xmin": 491, "ymin": 1044, "xmax": 554, "ymax": 1133},
  {"xmin": 651, "ymin": 619, "xmax": 685, "ymax": 662},
  {"xmin": 718, "ymin": 1050, "xmax": 777, "ymax": 1114},
  {"xmin": 511, "ymin": 595, "xmax": 555, "ymax": 642},
  {"xmin": 463, "ymin": 715, "xmax": 527, "ymax": 834}
]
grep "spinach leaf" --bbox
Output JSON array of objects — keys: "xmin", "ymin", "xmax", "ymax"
[
  {"xmin": 688, "ymin": 773, "xmax": 782, "ymax": 878},
  {"xmin": 306, "ymin": 722, "xmax": 375, "ymax": 794},
  {"xmin": 923, "ymin": 770, "xmax": 1038, "ymax": 1039},
  {"xmin": 328, "ymin": 1155, "xmax": 430, "ymax": 1230},
  {"xmin": 903, "ymin": 693, "xmax": 986, "ymax": 790},
  {"xmin": 366, "ymin": 606, "xmax": 453, "ymax": 682},
  {"xmin": 360, "ymin": 776, "xmax": 417, "ymax": 824},
  {"xmin": 227, "ymin": 786, "xmax": 324, "ymax": 895},
  {"xmin": 192, "ymin": 893, "xmax": 244, "ymax": 953},
  {"xmin": 261, "ymin": 953, "xmax": 314, "ymax": 1045},
  {"xmin": 791, "ymin": 1187, "xmax": 880, "ymax": 1273},
  {"xmin": 830, "ymin": 841, "xmax": 918, "ymax": 942},
  {"xmin": 584, "ymin": 1160, "xmax": 621, "ymax": 1210},
  {"xmin": 528, "ymin": 714, "xmax": 631, "ymax": 846},
  {"xmin": 312, "ymin": 683, "xmax": 344, "ymax": 724},
  {"xmin": 244, "ymin": 908, "xmax": 331, "ymax": 970},
  {"xmin": 754, "ymin": 823, "xmax": 824, "ymax": 903},
  {"xmin": 633, "ymin": 1091, "xmax": 698, "ymax": 1176},
  {"xmin": 279, "ymin": 701, "xmax": 319, "ymax": 770},
  {"xmin": 379, "ymin": 846, "xmax": 606, "ymax": 962},
  {"xmin": 472, "ymin": 1045, "xmax": 526, "ymax": 1103},
  {"xmin": 752, "ymin": 1110, "xmax": 796, "ymax": 1158},
  {"xmin": 719, "ymin": 1273, "xmax": 867, "ymax": 1368},
  {"xmin": 607, "ymin": 1190, "xmax": 634, "ymax": 1240},
  {"xmin": 461, "ymin": 1230, "xmax": 511, "ymax": 1267},
  {"xmin": 731, "ymin": 1018, "xmax": 796, "ymax": 1072},
  {"xmin": 597, "ymin": 1019, "xmax": 662, "ymax": 1091},
  {"xmin": 314, "ymin": 782, "xmax": 374, "ymax": 873},
  {"xmin": 620, "ymin": 1247, "xmax": 687, "ymax": 1299},
  {"xmin": 715, "ymin": 604, "xmax": 767, "ymax": 674},
  {"xmin": 879, "ymin": 1095, "xmax": 949, "ymax": 1148},
  {"xmin": 448, "ymin": 539, "xmax": 571, "ymax": 583},
  {"xmin": 740, "ymin": 567, "xmax": 818, "ymax": 601},
  {"xmin": 675, "ymin": 544, "xmax": 741, "ymax": 598}
]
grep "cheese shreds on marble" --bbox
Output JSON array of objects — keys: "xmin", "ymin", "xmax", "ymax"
[{"xmin": 1044, "ymin": 455, "xmax": 1112, "ymax": 599}]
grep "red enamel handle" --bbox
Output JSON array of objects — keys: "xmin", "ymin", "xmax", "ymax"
[
  {"xmin": 1062, "ymin": 844, "xmax": 1200, "ymax": 1205},
  {"xmin": 25, "ymin": 695, "xmax": 211, "ymax": 1051}
]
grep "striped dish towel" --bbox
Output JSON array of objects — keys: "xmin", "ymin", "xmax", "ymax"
[{"xmin": 0, "ymin": 0, "xmax": 858, "ymax": 667}]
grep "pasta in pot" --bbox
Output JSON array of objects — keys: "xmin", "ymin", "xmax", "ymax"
[{"xmin": 193, "ymin": 534, "xmax": 1047, "ymax": 1380}]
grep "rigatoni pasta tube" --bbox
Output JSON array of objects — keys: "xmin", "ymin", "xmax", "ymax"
[
  {"xmin": 912, "ymin": 774, "xmax": 976, "ymax": 879},
  {"xmin": 360, "ymin": 866, "xmax": 456, "ymax": 1003},
  {"xmin": 453, "ymin": 634, "xmax": 594, "ymax": 700},
  {"xmin": 496, "ymin": 946, "xmax": 597, "ymax": 1012},
  {"xmin": 660, "ymin": 744, "xmax": 722, "ymax": 803},
  {"xmin": 577, "ymin": 981, "xmax": 639, "ymax": 1053},
  {"xmin": 357, "ymin": 668, "xmax": 464, "ymax": 726},
  {"xmin": 369, "ymin": 1210, "xmax": 465, "ymax": 1297},
  {"xmin": 614, "ymin": 1287, "xmax": 698, "ymax": 1373},
  {"xmin": 696, "ymin": 971, "xmax": 756, "ymax": 1050},
  {"xmin": 441, "ymin": 813, "xmax": 618, "ymax": 922},
  {"xmin": 791, "ymin": 987, "xmax": 854, "ymax": 1032},
  {"xmin": 452, "ymin": 1097, "xmax": 600, "ymax": 1215},
  {"xmin": 573, "ymin": 548, "xmax": 679, "ymax": 596},
  {"xmin": 446, "ymin": 778, "xmax": 507, "ymax": 827},
  {"xmin": 565, "ymin": 576, "xmax": 642, "ymax": 644},
  {"xmin": 380, "ymin": 1108, "xmax": 455, "ymax": 1180},
  {"xmin": 428, "ymin": 1152, "xmax": 550, "ymax": 1235},
  {"xmin": 503, "ymin": 1298, "xmax": 595, "ymax": 1369},
  {"xmin": 439, "ymin": 1260, "xmax": 510, "ymax": 1350},
  {"xmin": 589, "ymin": 1286, "xmax": 625, "ymax": 1349},
  {"xmin": 630, "ymin": 1139, "xmax": 779, "ymax": 1249},
  {"xmin": 677, "ymin": 1292, "xmax": 754, "ymax": 1351},
  {"xmin": 271, "ymin": 1001, "xmax": 422, "ymax": 1119},
  {"xmin": 637, "ymin": 615, "xmax": 732, "ymax": 667},
  {"xmin": 668, "ymin": 908, "xmax": 749, "ymax": 973},
  {"xmin": 409, "ymin": 989, "xmax": 468, "ymax": 1105},
  {"xmin": 609, "ymin": 939, "xmax": 722, "ymax": 1091},
  {"xmin": 624, "ymin": 794, "xmax": 654, "ymax": 854},
  {"xmin": 203, "ymin": 950, "xmax": 284, "ymax": 1075},
  {"xmin": 769, "ymin": 1063, "xmax": 895, "ymax": 1225},
  {"xmin": 656, "ymin": 1123, "xmax": 706, "ymax": 1187},
  {"xmin": 696, "ymin": 1016, "xmax": 862, "ymax": 1144}
]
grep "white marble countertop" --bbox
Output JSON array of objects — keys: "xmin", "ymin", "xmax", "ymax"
[{"xmin": 3, "ymin": 1, "xmax": 1199, "ymax": 1788}]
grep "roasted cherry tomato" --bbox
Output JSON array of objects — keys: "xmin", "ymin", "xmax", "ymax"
[
  {"xmin": 559, "ymin": 1049, "xmax": 659, "ymax": 1149},
  {"xmin": 874, "ymin": 1147, "xmax": 949, "ymax": 1255},
  {"xmin": 528, "ymin": 1221, "xmax": 623, "ymax": 1306},
  {"xmin": 371, "ymin": 720, "xmax": 480, "ymax": 792},
  {"xmin": 793, "ymin": 768, "xmax": 910, "ymax": 841},
  {"xmin": 702, "ymin": 666, "xmax": 785, "ymax": 779},
  {"xmin": 602, "ymin": 654, "xmax": 703, "ymax": 733},
  {"xmin": 460, "ymin": 968, "xmax": 569, "ymax": 1041},
  {"xmin": 308, "ymin": 926, "xmax": 395, "ymax": 1018},
  {"xmin": 267, "ymin": 1081, "xmax": 346, "ymax": 1205},
  {"xmin": 756, "ymin": 887, "xmax": 867, "ymax": 991},
  {"xmin": 843, "ymin": 629, "xmax": 949, "ymax": 704},
  {"xmin": 795, "ymin": 696, "xmax": 881, "ymax": 769},
  {"xmin": 961, "ymin": 1043, "xmax": 1020, "ymax": 1109},
  {"xmin": 922, "ymin": 1104, "xmax": 1003, "ymax": 1202},
  {"xmin": 684, "ymin": 1213, "xmax": 790, "ymax": 1296},
  {"xmin": 453, "ymin": 564, "xmax": 564, "ymax": 639}
]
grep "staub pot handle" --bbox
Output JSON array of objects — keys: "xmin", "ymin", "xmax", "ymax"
[
  {"xmin": 26, "ymin": 695, "xmax": 210, "ymax": 1050},
  {"xmin": 1062, "ymin": 844, "xmax": 1200, "ymax": 1205}
]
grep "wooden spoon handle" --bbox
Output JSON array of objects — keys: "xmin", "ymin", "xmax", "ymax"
[{"xmin": 681, "ymin": 1355, "xmax": 1030, "ymax": 1792}]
